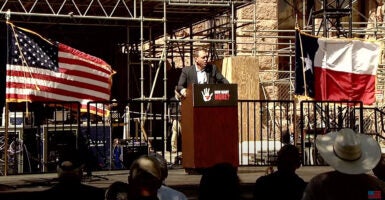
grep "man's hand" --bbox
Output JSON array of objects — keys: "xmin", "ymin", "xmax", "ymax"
[
  {"xmin": 174, "ymin": 90, "xmax": 182, "ymax": 100},
  {"xmin": 180, "ymin": 88, "xmax": 187, "ymax": 97}
]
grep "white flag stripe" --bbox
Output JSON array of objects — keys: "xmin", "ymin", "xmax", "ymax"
[
  {"xmin": 352, "ymin": 40, "xmax": 381, "ymax": 75},
  {"xmin": 6, "ymin": 76, "xmax": 110, "ymax": 100},
  {"xmin": 6, "ymin": 88, "xmax": 104, "ymax": 103},
  {"xmin": 59, "ymin": 50, "xmax": 112, "ymax": 72},
  {"xmin": 59, "ymin": 53, "xmax": 113, "ymax": 78},
  {"xmin": 59, "ymin": 62, "xmax": 112, "ymax": 79},
  {"xmin": 314, "ymin": 38, "xmax": 381, "ymax": 75},
  {"xmin": 7, "ymin": 64, "xmax": 111, "ymax": 89}
]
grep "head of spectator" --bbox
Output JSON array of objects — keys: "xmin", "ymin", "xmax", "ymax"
[
  {"xmin": 105, "ymin": 181, "xmax": 131, "ymax": 200},
  {"xmin": 149, "ymin": 153, "xmax": 168, "ymax": 183},
  {"xmin": 316, "ymin": 128, "xmax": 382, "ymax": 174},
  {"xmin": 113, "ymin": 138, "xmax": 120, "ymax": 147},
  {"xmin": 253, "ymin": 144, "xmax": 306, "ymax": 200},
  {"xmin": 198, "ymin": 162, "xmax": 240, "ymax": 200},
  {"xmin": 302, "ymin": 128, "xmax": 384, "ymax": 200},
  {"xmin": 128, "ymin": 155, "xmax": 162, "ymax": 199},
  {"xmin": 42, "ymin": 148, "xmax": 105, "ymax": 200},
  {"xmin": 276, "ymin": 144, "xmax": 301, "ymax": 174},
  {"xmin": 373, "ymin": 153, "xmax": 385, "ymax": 181},
  {"xmin": 56, "ymin": 148, "xmax": 85, "ymax": 183},
  {"xmin": 149, "ymin": 153, "xmax": 188, "ymax": 200}
]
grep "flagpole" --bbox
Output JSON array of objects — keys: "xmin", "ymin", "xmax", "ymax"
[
  {"xmin": 4, "ymin": 9, "xmax": 11, "ymax": 176},
  {"xmin": 295, "ymin": 14, "xmax": 308, "ymax": 98},
  {"xmin": 297, "ymin": 29, "xmax": 308, "ymax": 97},
  {"xmin": 3, "ymin": 105, "xmax": 9, "ymax": 176}
]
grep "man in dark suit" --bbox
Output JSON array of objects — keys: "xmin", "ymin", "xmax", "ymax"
[{"xmin": 176, "ymin": 47, "xmax": 229, "ymax": 97}]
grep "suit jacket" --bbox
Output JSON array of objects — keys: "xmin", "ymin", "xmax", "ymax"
[{"xmin": 176, "ymin": 64, "xmax": 229, "ymax": 93}]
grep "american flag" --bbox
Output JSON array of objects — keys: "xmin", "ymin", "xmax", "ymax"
[
  {"xmin": 6, "ymin": 22, "xmax": 115, "ymax": 115},
  {"xmin": 368, "ymin": 190, "xmax": 382, "ymax": 199}
]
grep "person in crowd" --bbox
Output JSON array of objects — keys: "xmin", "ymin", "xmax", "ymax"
[
  {"xmin": 105, "ymin": 181, "xmax": 131, "ymax": 200},
  {"xmin": 198, "ymin": 162, "xmax": 241, "ymax": 200},
  {"xmin": 149, "ymin": 153, "xmax": 188, "ymax": 200},
  {"xmin": 302, "ymin": 128, "xmax": 385, "ymax": 200},
  {"xmin": 128, "ymin": 155, "xmax": 162, "ymax": 200},
  {"xmin": 176, "ymin": 47, "xmax": 229, "ymax": 97},
  {"xmin": 253, "ymin": 144, "xmax": 307, "ymax": 200},
  {"xmin": 42, "ymin": 148, "xmax": 105, "ymax": 200},
  {"xmin": 373, "ymin": 153, "xmax": 385, "ymax": 182},
  {"xmin": 169, "ymin": 94, "xmax": 182, "ymax": 153},
  {"xmin": 113, "ymin": 138, "xmax": 124, "ymax": 169},
  {"xmin": 365, "ymin": 0, "xmax": 384, "ymax": 40},
  {"xmin": 282, "ymin": 123, "xmax": 295, "ymax": 145}
]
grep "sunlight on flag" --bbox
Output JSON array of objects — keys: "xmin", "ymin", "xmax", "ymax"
[{"xmin": 6, "ymin": 22, "xmax": 115, "ymax": 116}]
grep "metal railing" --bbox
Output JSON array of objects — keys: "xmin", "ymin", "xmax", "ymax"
[{"xmin": 0, "ymin": 99, "xmax": 384, "ymax": 175}]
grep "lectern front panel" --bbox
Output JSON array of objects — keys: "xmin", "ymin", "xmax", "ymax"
[
  {"xmin": 192, "ymin": 84, "xmax": 238, "ymax": 107},
  {"xmin": 181, "ymin": 84, "xmax": 238, "ymax": 169}
]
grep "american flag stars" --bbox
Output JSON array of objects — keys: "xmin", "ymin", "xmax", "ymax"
[{"xmin": 11, "ymin": 29, "xmax": 58, "ymax": 72}]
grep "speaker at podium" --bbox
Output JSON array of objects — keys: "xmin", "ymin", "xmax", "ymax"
[{"xmin": 181, "ymin": 84, "xmax": 239, "ymax": 171}]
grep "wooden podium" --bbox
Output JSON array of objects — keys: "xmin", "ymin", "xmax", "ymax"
[{"xmin": 181, "ymin": 84, "xmax": 239, "ymax": 171}]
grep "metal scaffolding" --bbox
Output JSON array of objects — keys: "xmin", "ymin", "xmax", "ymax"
[
  {"xmin": 311, "ymin": 0, "xmax": 353, "ymax": 37},
  {"xmin": 0, "ymin": 0, "xmax": 256, "ymax": 155},
  {"xmin": 0, "ymin": 0, "xmax": 385, "ymax": 173},
  {"xmin": 0, "ymin": 0, "xmax": 384, "ymax": 104}
]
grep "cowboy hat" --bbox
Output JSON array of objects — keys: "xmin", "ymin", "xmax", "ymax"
[{"xmin": 316, "ymin": 128, "xmax": 381, "ymax": 174}]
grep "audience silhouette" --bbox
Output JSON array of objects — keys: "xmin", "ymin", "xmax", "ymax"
[
  {"xmin": 3, "ymin": 129, "xmax": 384, "ymax": 200},
  {"xmin": 105, "ymin": 181, "xmax": 131, "ymax": 200},
  {"xmin": 373, "ymin": 154, "xmax": 385, "ymax": 182},
  {"xmin": 149, "ymin": 153, "xmax": 188, "ymax": 200},
  {"xmin": 42, "ymin": 148, "xmax": 105, "ymax": 200},
  {"xmin": 302, "ymin": 128, "xmax": 385, "ymax": 200},
  {"xmin": 198, "ymin": 162, "xmax": 241, "ymax": 200},
  {"xmin": 253, "ymin": 144, "xmax": 307, "ymax": 200},
  {"xmin": 128, "ymin": 155, "xmax": 162, "ymax": 200}
]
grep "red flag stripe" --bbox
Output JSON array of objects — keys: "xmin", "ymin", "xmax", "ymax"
[
  {"xmin": 6, "ymin": 67, "xmax": 111, "ymax": 96},
  {"xmin": 314, "ymin": 67, "xmax": 376, "ymax": 104},
  {"xmin": 6, "ymin": 23, "xmax": 115, "ymax": 116},
  {"xmin": 309, "ymin": 35, "xmax": 380, "ymax": 105},
  {"xmin": 59, "ymin": 43, "xmax": 111, "ymax": 68},
  {"xmin": 6, "ymin": 82, "xmax": 108, "ymax": 101},
  {"xmin": 6, "ymin": 93, "xmax": 107, "ymax": 114},
  {"xmin": 58, "ymin": 62, "xmax": 112, "ymax": 83}
]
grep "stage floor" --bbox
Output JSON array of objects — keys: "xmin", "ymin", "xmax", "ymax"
[
  {"xmin": 0, "ymin": 165, "xmax": 334, "ymax": 191},
  {"xmin": 0, "ymin": 165, "xmax": 341, "ymax": 200}
]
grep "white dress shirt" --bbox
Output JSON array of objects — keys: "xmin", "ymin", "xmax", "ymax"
[{"xmin": 196, "ymin": 65, "xmax": 207, "ymax": 84}]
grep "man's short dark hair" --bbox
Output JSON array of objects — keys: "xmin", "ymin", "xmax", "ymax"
[{"xmin": 193, "ymin": 46, "xmax": 208, "ymax": 57}]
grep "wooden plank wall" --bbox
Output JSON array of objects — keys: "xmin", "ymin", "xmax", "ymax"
[
  {"xmin": 214, "ymin": 56, "xmax": 261, "ymax": 141},
  {"xmin": 214, "ymin": 56, "xmax": 259, "ymax": 100}
]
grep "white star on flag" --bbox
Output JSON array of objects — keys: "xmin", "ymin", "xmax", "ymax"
[{"xmin": 302, "ymin": 53, "xmax": 313, "ymax": 74}]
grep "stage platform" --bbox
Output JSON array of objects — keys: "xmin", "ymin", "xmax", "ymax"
[{"xmin": 0, "ymin": 165, "xmax": 335, "ymax": 199}]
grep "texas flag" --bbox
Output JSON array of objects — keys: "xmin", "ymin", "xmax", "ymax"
[{"xmin": 295, "ymin": 29, "xmax": 382, "ymax": 105}]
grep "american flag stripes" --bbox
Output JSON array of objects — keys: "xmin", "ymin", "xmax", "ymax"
[
  {"xmin": 368, "ymin": 190, "xmax": 382, "ymax": 199},
  {"xmin": 6, "ymin": 22, "xmax": 115, "ymax": 114}
]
